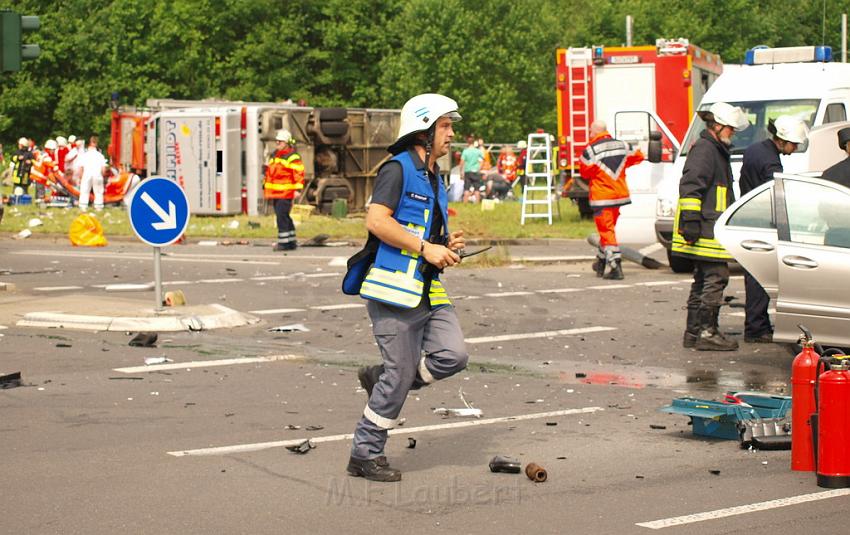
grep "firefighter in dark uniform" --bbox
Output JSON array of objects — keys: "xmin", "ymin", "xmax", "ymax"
[
  {"xmin": 344, "ymin": 93, "xmax": 468, "ymax": 482},
  {"xmin": 10, "ymin": 137, "xmax": 34, "ymax": 196},
  {"xmin": 739, "ymin": 115, "xmax": 809, "ymax": 343},
  {"xmin": 672, "ymin": 102, "xmax": 749, "ymax": 351},
  {"xmin": 821, "ymin": 127, "xmax": 850, "ymax": 189}
]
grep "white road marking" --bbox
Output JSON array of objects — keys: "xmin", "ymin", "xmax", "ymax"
[
  {"xmin": 12, "ymin": 250, "xmax": 279, "ymax": 265},
  {"xmin": 636, "ymin": 489, "xmax": 850, "ymax": 530},
  {"xmin": 516, "ymin": 255, "xmax": 596, "ymax": 262},
  {"xmin": 586, "ymin": 284, "xmax": 633, "ymax": 290},
  {"xmin": 304, "ymin": 273, "xmax": 341, "ymax": 278},
  {"xmin": 728, "ymin": 308, "xmax": 776, "ymax": 318},
  {"xmin": 483, "ymin": 291, "xmax": 534, "ymax": 297},
  {"xmin": 33, "ymin": 286, "xmax": 84, "ymax": 292},
  {"xmin": 198, "ymin": 278, "xmax": 245, "ymax": 284},
  {"xmin": 535, "ymin": 288, "xmax": 583, "ymax": 294},
  {"xmin": 113, "ymin": 354, "xmax": 303, "ymax": 374},
  {"xmin": 465, "ymin": 325, "xmax": 616, "ymax": 344},
  {"xmin": 167, "ymin": 406, "xmax": 604, "ymax": 457},
  {"xmin": 249, "ymin": 308, "xmax": 307, "ymax": 315},
  {"xmin": 310, "ymin": 303, "xmax": 366, "ymax": 311},
  {"xmin": 250, "ymin": 275, "xmax": 292, "ymax": 281},
  {"xmin": 328, "ymin": 257, "xmax": 348, "ymax": 267},
  {"xmin": 162, "ymin": 280, "xmax": 195, "ymax": 286},
  {"xmin": 634, "ymin": 281, "xmax": 683, "ymax": 287},
  {"xmin": 638, "ymin": 243, "xmax": 663, "ymax": 256}
]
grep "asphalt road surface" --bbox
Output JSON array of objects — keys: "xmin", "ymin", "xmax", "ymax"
[{"xmin": 1, "ymin": 236, "xmax": 845, "ymax": 535}]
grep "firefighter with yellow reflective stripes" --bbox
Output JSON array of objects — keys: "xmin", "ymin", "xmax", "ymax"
[
  {"xmin": 673, "ymin": 102, "xmax": 749, "ymax": 351},
  {"xmin": 263, "ymin": 129, "xmax": 305, "ymax": 251}
]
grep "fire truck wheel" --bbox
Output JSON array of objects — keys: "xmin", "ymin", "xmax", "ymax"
[{"xmin": 318, "ymin": 108, "xmax": 348, "ymax": 122}]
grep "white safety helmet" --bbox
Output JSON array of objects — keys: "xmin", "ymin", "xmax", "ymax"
[
  {"xmin": 56, "ymin": 136, "xmax": 68, "ymax": 147},
  {"xmin": 699, "ymin": 102, "xmax": 750, "ymax": 132},
  {"xmin": 517, "ymin": 140, "xmax": 527, "ymax": 149},
  {"xmin": 275, "ymin": 129, "xmax": 293, "ymax": 143},
  {"xmin": 45, "ymin": 139, "xmax": 58, "ymax": 151},
  {"xmin": 18, "ymin": 137, "xmax": 28, "ymax": 147},
  {"xmin": 389, "ymin": 93, "xmax": 461, "ymax": 154},
  {"xmin": 68, "ymin": 135, "xmax": 77, "ymax": 144},
  {"xmin": 770, "ymin": 115, "xmax": 809, "ymax": 144}
]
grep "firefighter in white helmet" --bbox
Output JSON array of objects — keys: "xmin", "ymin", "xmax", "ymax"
[
  {"xmin": 674, "ymin": 101, "xmax": 750, "ymax": 351},
  {"xmin": 344, "ymin": 93, "xmax": 468, "ymax": 482},
  {"xmin": 263, "ymin": 129, "xmax": 304, "ymax": 251},
  {"xmin": 738, "ymin": 115, "xmax": 809, "ymax": 344}
]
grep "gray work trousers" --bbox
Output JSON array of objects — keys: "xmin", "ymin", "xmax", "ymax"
[
  {"xmin": 686, "ymin": 260, "xmax": 730, "ymax": 309},
  {"xmin": 351, "ymin": 299, "xmax": 468, "ymax": 460}
]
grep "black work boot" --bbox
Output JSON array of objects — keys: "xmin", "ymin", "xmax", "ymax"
[
  {"xmin": 592, "ymin": 258, "xmax": 605, "ymax": 277},
  {"xmin": 357, "ymin": 365, "xmax": 384, "ymax": 397},
  {"xmin": 347, "ymin": 456, "xmax": 402, "ymax": 482},
  {"xmin": 745, "ymin": 332, "xmax": 773, "ymax": 344},
  {"xmin": 602, "ymin": 259, "xmax": 624, "ymax": 280},
  {"xmin": 695, "ymin": 306, "xmax": 738, "ymax": 351},
  {"xmin": 683, "ymin": 306, "xmax": 700, "ymax": 348}
]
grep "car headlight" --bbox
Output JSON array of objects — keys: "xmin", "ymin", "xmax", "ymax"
[{"xmin": 656, "ymin": 198, "xmax": 675, "ymax": 218}]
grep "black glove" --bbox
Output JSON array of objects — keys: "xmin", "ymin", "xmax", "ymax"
[{"xmin": 680, "ymin": 220, "xmax": 701, "ymax": 244}]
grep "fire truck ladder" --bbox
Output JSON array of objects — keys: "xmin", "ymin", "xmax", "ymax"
[
  {"xmin": 566, "ymin": 48, "xmax": 592, "ymax": 174},
  {"xmin": 520, "ymin": 133, "xmax": 558, "ymax": 225}
]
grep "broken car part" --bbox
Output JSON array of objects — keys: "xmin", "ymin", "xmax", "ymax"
[
  {"xmin": 489, "ymin": 456, "xmax": 521, "ymax": 474},
  {"xmin": 525, "ymin": 463, "xmax": 548, "ymax": 483}
]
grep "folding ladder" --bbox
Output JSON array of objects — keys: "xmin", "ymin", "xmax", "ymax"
[{"xmin": 520, "ymin": 133, "xmax": 558, "ymax": 225}]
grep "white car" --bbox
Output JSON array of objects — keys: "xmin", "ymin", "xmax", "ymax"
[{"xmin": 715, "ymin": 173, "xmax": 850, "ymax": 347}]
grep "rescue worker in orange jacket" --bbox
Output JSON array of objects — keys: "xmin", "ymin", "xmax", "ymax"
[
  {"xmin": 30, "ymin": 141, "xmax": 62, "ymax": 203},
  {"xmin": 263, "ymin": 129, "xmax": 305, "ymax": 251},
  {"xmin": 579, "ymin": 120, "xmax": 645, "ymax": 279}
]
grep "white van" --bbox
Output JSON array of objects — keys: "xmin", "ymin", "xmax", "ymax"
[{"xmin": 646, "ymin": 46, "xmax": 850, "ymax": 271}]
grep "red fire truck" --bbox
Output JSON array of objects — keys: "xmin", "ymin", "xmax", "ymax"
[{"xmin": 555, "ymin": 38, "xmax": 723, "ymax": 216}]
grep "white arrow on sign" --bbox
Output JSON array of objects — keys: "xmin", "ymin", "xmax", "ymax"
[{"xmin": 140, "ymin": 191, "xmax": 177, "ymax": 231}]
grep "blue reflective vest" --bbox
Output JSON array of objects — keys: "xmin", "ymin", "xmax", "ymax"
[{"xmin": 360, "ymin": 151, "xmax": 451, "ymax": 309}]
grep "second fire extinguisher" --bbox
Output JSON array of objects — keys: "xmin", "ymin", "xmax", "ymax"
[{"xmin": 816, "ymin": 356, "xmax": 850, "ymax": 488}]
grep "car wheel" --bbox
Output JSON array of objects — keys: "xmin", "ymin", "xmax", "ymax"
[{"xmin": 667, "ymin": 249, "xmax": 694, "ymax": 273}]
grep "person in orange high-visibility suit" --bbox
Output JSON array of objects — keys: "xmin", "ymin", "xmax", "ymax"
[
  {"xmin": 264, "ymin": 129, "xmax": 306, "ymax": 251},
  {"xmin": 579, "ymin": 120, "xmax": 644, "ymax": 279}
]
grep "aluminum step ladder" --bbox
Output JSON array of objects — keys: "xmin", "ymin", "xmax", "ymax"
[{"xmin": 520, "ymin": 133, "xmax": 559, "ymax": 225}]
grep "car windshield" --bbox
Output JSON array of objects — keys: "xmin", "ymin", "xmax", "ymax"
[{"xmin": 679, "ymin": 99, "xmax": 820, "ymax": 157}]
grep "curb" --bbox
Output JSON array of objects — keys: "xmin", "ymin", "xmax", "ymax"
[{"xmin": 15, "ymin": 304, "xmax": 259, "ymax": 332}]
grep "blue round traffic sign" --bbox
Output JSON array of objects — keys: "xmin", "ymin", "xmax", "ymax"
[{"xmin": 128, "ymin": 177, "xmax": 190, "ymax": 247}]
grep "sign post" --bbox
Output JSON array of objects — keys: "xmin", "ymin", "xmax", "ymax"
[{"xmin": 128, "ymin": 177, "xmax": 190, "ymax": 310}]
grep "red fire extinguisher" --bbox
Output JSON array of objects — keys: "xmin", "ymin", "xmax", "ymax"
[
  {"xmin": 816, "ymin": 356, "xmax": 850, "ymax": 488},
  {"xmin": 791, "ymin": 325, "xmax": 820, "ymax": 471}
]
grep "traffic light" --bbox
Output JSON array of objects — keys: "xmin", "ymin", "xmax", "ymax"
[{"xmin": 1, "ymin": 10, "xmax": 40, "ymax": 72}]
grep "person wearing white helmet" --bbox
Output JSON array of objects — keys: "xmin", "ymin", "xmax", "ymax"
[
  {"xmin": 263, "ymin": 129, "xmax": 304, "ymax": 251},
  {"xmin": 343, "ymin": 93, "xmax": 467, "ymax": 482},
  {"xmin": 55, "ymin": 136, "xmax": 69, "ymax": 174},
  {"xmin": 11, "ymin": 137, "xmax": 35, "ymax": 195},
  {"xmin": 739, "ymin": 115, "xmax": 809, "ymax": 344},
  {"xmin": 673, "ymin": 101, "xmax": 750, "ymax": 351}
]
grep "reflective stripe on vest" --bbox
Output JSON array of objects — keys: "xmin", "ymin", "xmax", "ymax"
[
  {"xmin": 264, "ymin": 182, "xmax": 304, "ymax": 191},
  {"xmin": 360, "ymin": 151, "xmax": 451, "ymax": 309},
  {"xmin": 715, "ymin": 186, "xmax": 727, "ymax": 212}
]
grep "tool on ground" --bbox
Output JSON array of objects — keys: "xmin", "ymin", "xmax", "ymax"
[
  {"xmin": 660, "ymin": 391, "xmax": 791, "ymax": 440},
  {"xmin": 792, "ymin": 324, "xmax": 820, "ymax": 471},
  {"xmin": 129, "ymin": 332, "xmax": 158, "ymax": 347},
  {"xmin": 525, "ymin": 463, "xmax": 548, "ymax": 482},
  {"xmin": 587, "ymin": 234, "xmax": 663, "ymax": 269},
  {"xmin": 489, "ymin": 456, "xmax": 521, "ymax": 474}
]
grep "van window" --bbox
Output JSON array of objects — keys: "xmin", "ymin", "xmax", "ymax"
[
  {"xmin": 824, "ymin": 103, "xmax": 847, "ymax": 124},
  {"xmin": 680, "ymin": 99, "xmax": 819, "ymax": 157}
]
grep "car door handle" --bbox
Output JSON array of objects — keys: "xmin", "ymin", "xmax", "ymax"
[
  {"xmin": 782, "ymin": 255, "xmax": 818, "ymax": 269},
  {"xmin": 741, "ymin": 240, "xmax": 775, "ymax": 252}
]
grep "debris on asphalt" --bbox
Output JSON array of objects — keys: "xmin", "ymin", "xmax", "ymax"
[
  {"xmin": 268, "ymin": 324, "xmax": 310, "ymax": 333},
  {"xmin": 457, "ymin": 387, "xmax": 480, "ymax": 418},
  {"xmin": 635, "ymin": 475, "xmax": 645, "ymax": 479},
  {"xmin": 144, "ymin": 356, "xmax": 172, "ymax": 366},
  {"xmin": 28, "ymin": 218, "xmax": 43, "ymax": 228},
  {"xmin": 556, "ymin": 456, "xmax": 567, "ymax": 460},
  {"xmin": 14, "ymin": 229, "xmax": 32, "ymax": 239},
  {"xmin": 545, "ymin": 422, "xmax": 558, "ymax": 426},
  {"xmin": 489, "ymin": 456, "xmax": 521, "ymax": 474},
  {"xmin": 55, "ymin": 343, "xmax": 72, "ymax": 348},
  {"xmin": 575, "ymin": 372, "xmax": 587, "ymax": 378},
  {"xmin": 301, "ymin": 234, "xmax": 330, "ymax": 247},
  {"xmin": 709, "ymin": 469, "xmax": 721, "ymax": 475},
  {"xmin": 433, "ymin": 407, "xmax": 483, "ymax": 418},
  {"xmin": 109, "ymin": 376, "xmax": 144, "ymax": 380},
  {"xmin": 407, "ymin": 438, "xmax": 417, "ymax": 449},
  {"xmin": 164, "ymin": 290, "xmax": 186, "ymax": 306},
  {"xmin": 286, "ymin": 439, "xmax": 315, "ymax": 454},
  {"xmin": 1, "ymin": 371, "xmax": 22, "ymax": 389},
  {"xmin": 305, "ymin": 425, "xmax": 324, "ymax": 431},
  {"xmin": 129, "ymin": 332, "xmax": 158, "ymax": 347},
  {"xmin": 220, "ymin": 240, "xmax": 250, "ymax": 246},
  {"xmin": 285, "ymin": 425, "xmax": 301, "ymax": 430},
  {"xmin": 525, "ymin": 463, "xmax": 548, "ymax": 483},
  {"xmin": 649, "ymin": 424, "xmax": 667, "ymax": 430},
  {"xmin": 750, "ymin": 435, "xmax": 791, "ymax": 451},
  {"xmin": 525, "ymin": 399, "xmax": 544, "ymax": 404},
  {"xmin": 225, "ymin": 268, "xmax": 238, "ymax": 275},
  {"xmin": 198, "ymin": 240, "xmax": 218, "ymax": 246}
]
